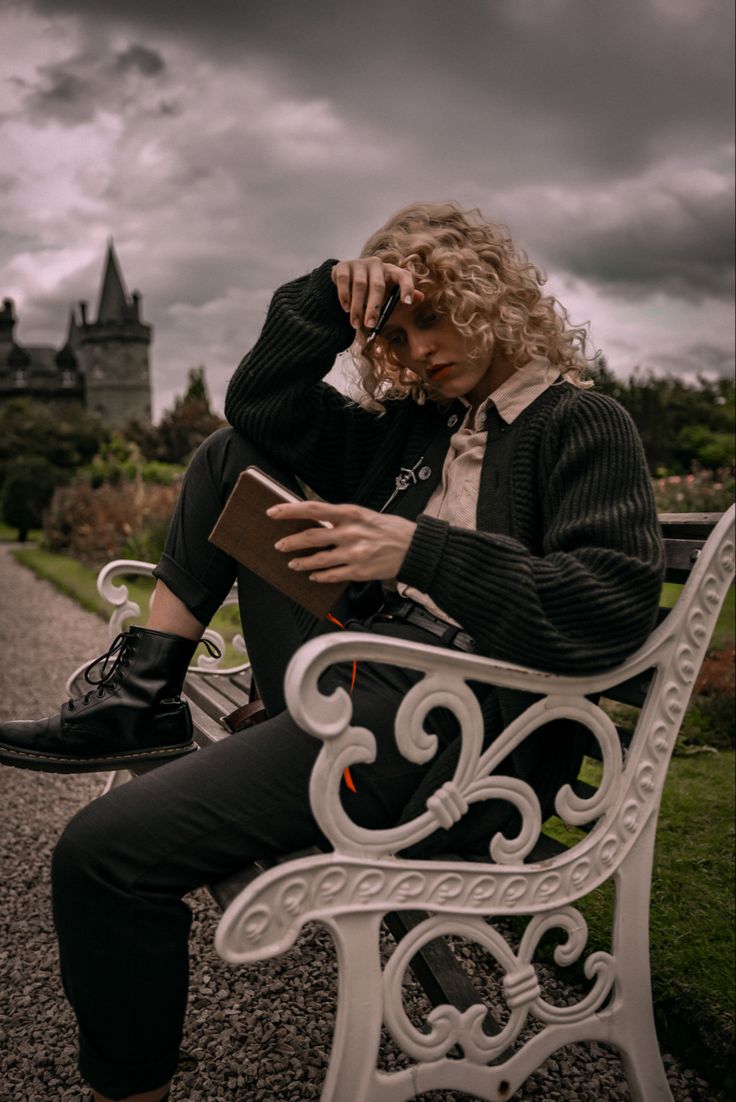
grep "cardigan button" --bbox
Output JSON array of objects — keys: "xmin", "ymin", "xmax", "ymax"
[
  {"xmin": 447, "ymin": 414, "xmax": 459, "ymax": 428},
  {"xmin": 418, "ymin": 466, "xmax": 432, "ymax": 481}
]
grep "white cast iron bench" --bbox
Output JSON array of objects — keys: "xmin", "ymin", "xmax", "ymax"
[{"xmin": 70, "ymin": 507, "xmax": 734, "ymax": 1102}]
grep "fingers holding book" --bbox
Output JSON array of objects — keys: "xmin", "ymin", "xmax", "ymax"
[{"xmin": 268, "ymin": 501, "xmax": 417, "ymax": 583}]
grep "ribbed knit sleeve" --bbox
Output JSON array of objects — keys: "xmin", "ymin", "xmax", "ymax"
[
  {"xmin": 224, "ymin": 261, "xmax": 392, "ymax": 502},
  {"xmin": 397, "ymin": 391, "xmax": 664, "ymax": 673}
]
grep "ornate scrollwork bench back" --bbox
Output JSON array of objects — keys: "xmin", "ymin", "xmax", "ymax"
[{"xmin": 214, "ymin": 505, "xmax": 735, "ymax": 1102}]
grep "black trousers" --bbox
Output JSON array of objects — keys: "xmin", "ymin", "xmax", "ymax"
[{"xmin": 51, "ymin": 428, "xmax": 468, "ymax": 1098}]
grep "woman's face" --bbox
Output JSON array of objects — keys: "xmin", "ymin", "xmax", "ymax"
[{"xmin": 378, "ymin": 295, "xmax": 514, "ymax": 408}]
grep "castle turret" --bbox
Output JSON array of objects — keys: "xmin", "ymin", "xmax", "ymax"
[
  {"xmin": 0, "ymin": 299, "xmax": 30, "ymax": 395},
  {"xmin": 74, "ymin": 242, "xmax": 153, "ymax": 426},
  {"xmin": 54, "ymin": 309, "xmax": 83, "ymax": 394},
  {"xmin": 0, "ymin": 299, "xmax": 17, "ymax": 367}
]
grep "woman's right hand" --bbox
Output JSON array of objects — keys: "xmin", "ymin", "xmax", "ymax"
[{"xmin": 331, "ymin": 258, "xmax": 423, "ymax": 331}]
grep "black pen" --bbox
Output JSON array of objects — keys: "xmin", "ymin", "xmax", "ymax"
[{"xmin": 364, "ymin": 285, "xmax": 401, "ymax": 347}]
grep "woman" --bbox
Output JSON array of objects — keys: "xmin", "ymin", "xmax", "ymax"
[{"xmin": 0, "ymin": 202, "xmax": 663, "ymax": 1102}]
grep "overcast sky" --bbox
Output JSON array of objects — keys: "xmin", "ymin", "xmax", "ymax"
[{"xmin": 1, "ymin": 0, "xmax": 733, "ymax": 418}]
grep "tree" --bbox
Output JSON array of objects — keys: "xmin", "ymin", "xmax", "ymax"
[
  {"xmin": 126, "ymin": 367, "xmax": 224, "ymax": 465},
  {"xmin": 1, "ymin": 455, "xmax": 65, "ymax": 541},
  {"xmin": 589, "ymin": 360, "xmax": 735, "ymax": 474},
  {"xmin": 0, "ymin": 399, "xmax": 107, "ymax": 488}
]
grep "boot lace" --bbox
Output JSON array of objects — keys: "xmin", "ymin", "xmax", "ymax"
[
  {"xmin": 66, "ymin": 633, "xmax": 130, "ymax": 710},
  {"xmin": 66, "ymin": 633, "xmax": 221, "ymax": 711}
]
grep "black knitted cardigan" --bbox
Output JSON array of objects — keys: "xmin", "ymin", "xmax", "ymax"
[
  {"xmin": 225, "ymin": 259, "xmax": 664, "ymax": 674},
  {"xmin": 224, "ymin": 260, "xmax": 665, "ymax": 852}
]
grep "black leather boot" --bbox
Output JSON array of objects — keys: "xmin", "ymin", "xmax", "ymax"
[{"xmin": 0, "ymin": 627, "xmax": 207, "ymax": 774}]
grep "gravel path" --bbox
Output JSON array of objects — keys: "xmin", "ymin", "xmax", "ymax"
[{"xmin": 0, "ymin": 543, "xmax": 726, "ymax": 1102}]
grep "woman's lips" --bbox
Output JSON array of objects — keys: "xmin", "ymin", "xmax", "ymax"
[{"xmin": 427, "ymin": 363, "xmax": 453, "ymax": 381}]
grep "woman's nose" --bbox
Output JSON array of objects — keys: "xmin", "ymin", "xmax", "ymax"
[{"xmin": 406, "ymin": 330, "xmax": 435, "ymax": 364}]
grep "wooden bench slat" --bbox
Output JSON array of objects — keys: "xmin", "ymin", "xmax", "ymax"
[
  {"xmin": 663, "ymin": 538, "xmax": 705, "ymax": 574},
  {"xmin": 658, "ymin": 512, "xmax": 722, "ymax": 539},
  {"xmin": 601, "ymin": 668, "xmax": 655, "ymax": 709},
  {"xmin": 186, "ymin": 696, "xmax": 232, "ymax": 745},
  {"xmin": 184, "ymin": 677, "xmax": 249, "ymax": 724},
  {"xmin": 226, "ymin": 670, "xmax": 254, "ymax": 694},
  {"xmin": 198, "ymin": 677, "xmax": 252, "ymax": 710}
]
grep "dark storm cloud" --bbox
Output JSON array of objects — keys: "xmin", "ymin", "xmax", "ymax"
[
  {"xmin": 31, "ymin": 0, "xmax": 733, "ymax": 177},
  {"xmin": 8, "ymin": 0, "xmax": 733, "ymax": 407},
  {"xmin": 19, "ymin": 38, "xmax": 166, "ymax": 125},
  {"xmin": 563, "ymin": 217, "xmax": 735, "ymax": 302},
  {"xmin": 511, "ymin": 170, "xmax": 736, "ymax": 301},
  {"xmin": 113, "ymin": 44, "xmax": 166, "ymax": 77},
  {"xmin": 25, "ymin": 0, "xmax": 734, "ymax": 302},
  {"xmin": 22, "ymin": 63, "xmax": 94, "ymax": 123}
]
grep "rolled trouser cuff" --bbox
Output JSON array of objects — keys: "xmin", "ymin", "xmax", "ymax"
[{"xmin": 153, "ymin": 553, "xmax": 225, "ymax": 626}]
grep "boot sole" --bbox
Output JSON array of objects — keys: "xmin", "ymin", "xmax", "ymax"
[{"xmin": 0, "ymin": 740, "xmax": 198, "ymax": 774}]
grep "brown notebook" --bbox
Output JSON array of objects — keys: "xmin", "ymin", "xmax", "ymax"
[{"xmin": 208, "ymin": 466, "xmax": 347, "ymax": 618}]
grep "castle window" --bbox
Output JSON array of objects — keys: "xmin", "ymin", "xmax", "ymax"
[
  {"xmin": 61, "ymin": 369, "xmax": 75, "ymax": 387},
  {"xmin": 14, "ymin": 369, "xmax": 25, "ymax": 386}
]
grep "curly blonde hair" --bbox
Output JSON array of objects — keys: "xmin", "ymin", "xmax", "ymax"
[{"xmin": 353, "ymin": 201, "xmax": 592, "ymax": 408}]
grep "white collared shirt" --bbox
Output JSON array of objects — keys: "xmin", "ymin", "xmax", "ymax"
[{"xmin": 396, "ymin": 358, "xmax": 560, "ymax": 625}]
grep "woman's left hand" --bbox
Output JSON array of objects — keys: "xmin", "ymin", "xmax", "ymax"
[{"xmin": 268, "ymin": 501, "xmax": 417, "ymax": 582}]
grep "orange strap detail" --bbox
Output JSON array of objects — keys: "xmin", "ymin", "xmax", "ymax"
[{"xmin": 326, "ymin": 612, "xmax": 358, "ymax": 791}]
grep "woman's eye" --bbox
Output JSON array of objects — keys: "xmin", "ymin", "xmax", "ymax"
[
  {"xmin": 386, "ymin": 331, "xmax": 405, "ymax": 347},
  {"xmin": 419, "ymin": 312, "xmax": 438, "ymax": 327}
]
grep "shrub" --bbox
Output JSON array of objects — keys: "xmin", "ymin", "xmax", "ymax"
[
  {"xmin": 82, "ymin": 436, "xmax": 184, "ymax": 490},
  {"xmin": 1, "ymin": 456, "xmax": 66, "ymax": 541},
  {"xmin": 0, "ymin": 398, "xmax": 106, "ymax": 489},
  {"xmin": 675, "ymin": 425, "xmax": 735, "ymax": 471},
  {"xmin": 679, "ymin": 650, "xmax": 736, "ymax": 752},
  {"xmin": 653, "ymin": 467, "xmax": 735, "ymax": 513},
  {"xmin": 43, "ymin": 476, "xmax": 180, "ymax": 567},
  {"xmin": 140, "ymin": 461, "xmax": 185, "ymax": 485},
  {"xmin": 120, "ymin": 519, "xmax": 173, "ymax": 564},
  {"xmin": 591, "ymin": 360, "xmax": 735, "ymax": 474}
]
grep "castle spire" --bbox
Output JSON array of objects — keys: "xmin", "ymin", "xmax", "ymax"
[
  {"xmin": 95, "ymin": 240, "xmax": 128, "ymax": 323},
  {"xmin": 64, "ymin": 307, "xmax": 78, "ymax": 346}
]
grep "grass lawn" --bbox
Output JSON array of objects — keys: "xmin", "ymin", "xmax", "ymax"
[
  {"xmin": 11, "ymin": 545, "xmax": 736, "ymax": 1089},
  {"xmin": 545, "ymin": 752, "xmax": 735, "ymax": 1091},
  {"xmin": 0, "ymin": 521, "xmax": 41, "ymax": 542},
  {"xmin": 662, "ymin": 579, "xmax": 735, "ymax": 651}
]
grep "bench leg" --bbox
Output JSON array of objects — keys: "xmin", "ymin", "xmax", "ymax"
[
  {"xmin": 610, "ymin": 813, "xmax": 673, "ymax": 1102},
  {"xmin": 321, "ymin": 912, "xmax": 385, "ymax": 1102}
]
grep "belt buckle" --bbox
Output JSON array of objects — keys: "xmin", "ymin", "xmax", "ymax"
[{"xmin": 388, "ymin": 597, "xmax": 412, "ymax": 622}]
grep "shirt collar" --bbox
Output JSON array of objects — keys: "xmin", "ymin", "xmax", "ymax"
[{"xmin": 459, "ymin": 357, "xmax": 559, "ymax": 427}]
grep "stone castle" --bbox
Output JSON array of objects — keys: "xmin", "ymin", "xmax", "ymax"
[{"xmin": 0, "ymin": 243, "xmax": 152, "ymax": 427}]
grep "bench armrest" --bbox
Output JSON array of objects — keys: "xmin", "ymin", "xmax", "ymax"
[
  {"xmin": 284, "ymin": 503, "xmax": 734, "ymax": 865},
  {"xmin": 285, "ymin": 631, "xmax": 628, "ymax": 863}
]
